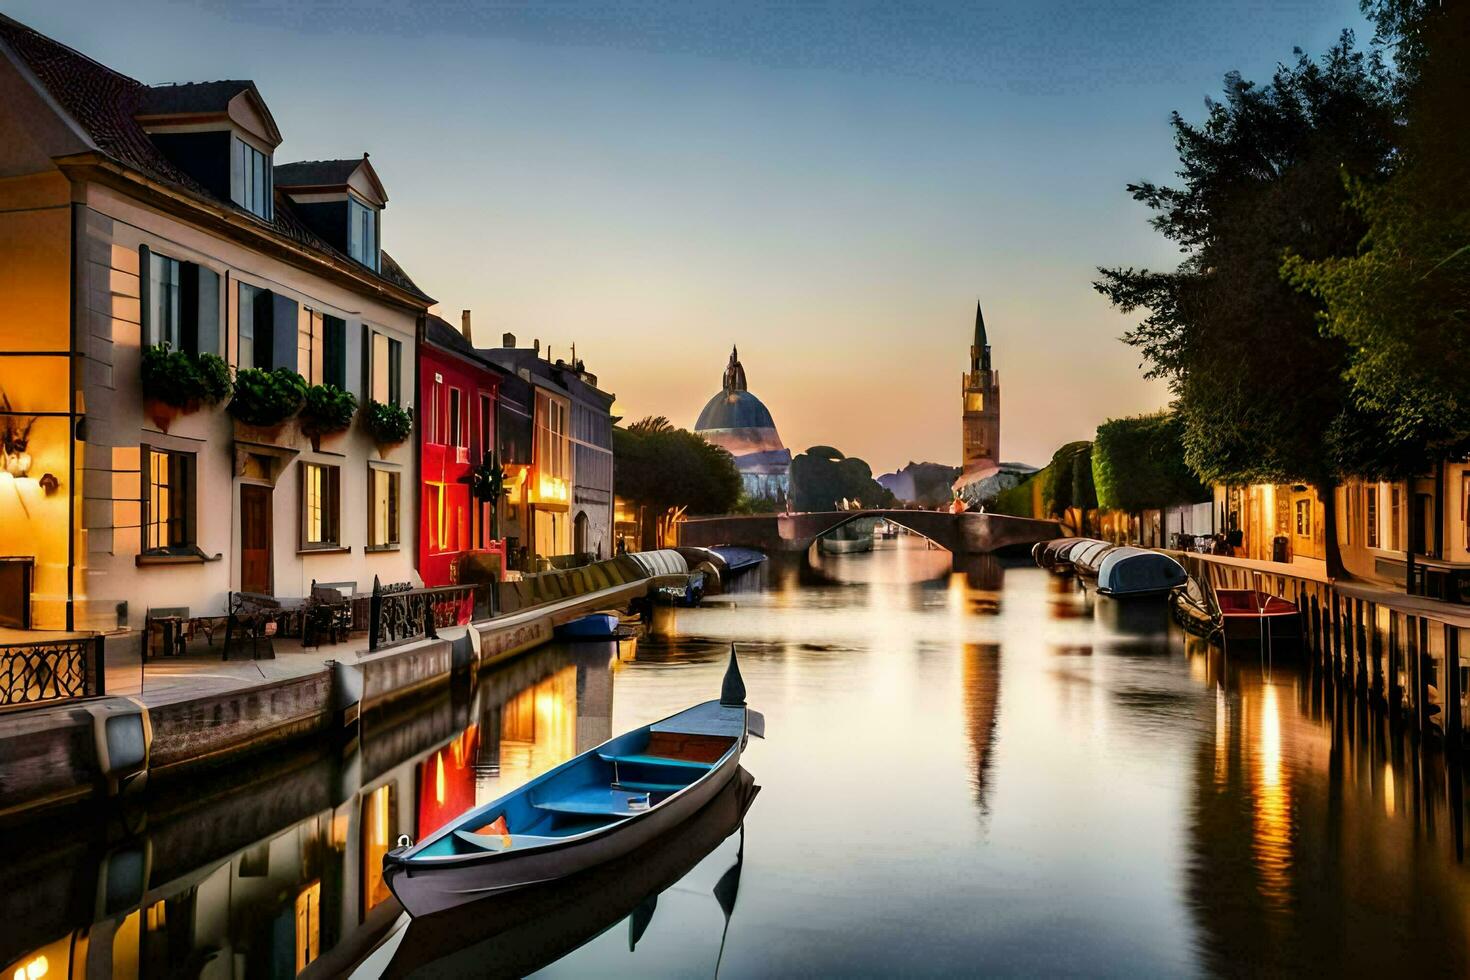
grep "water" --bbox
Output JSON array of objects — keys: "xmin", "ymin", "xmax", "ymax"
[{"xmin": 6, "ymin": 536, "xmax": 1470, "ymax": 978}]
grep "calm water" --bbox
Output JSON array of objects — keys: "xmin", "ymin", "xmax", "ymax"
[{"xmin": 7, "ymin": 537, "xmax": 1470, "ymax": 978}]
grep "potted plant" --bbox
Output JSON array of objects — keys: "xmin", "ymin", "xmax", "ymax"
[
  {"xmin": 140, "ymin": 343, "xmax": 231, "ymax": 432},
  {"xmin": 467, "ymin": 449, "xmax": 508, "ymax": 541},
  {"xmin": 362, "ymin": 399, "xmax": 413, "ymax": 458},
  {"xmin": 229, "ymin": 367, "xmax": 307, "ymax": 445},
  {"xmin": 299, "ymin": 383, "xmax": 358, "ymax": 452}
]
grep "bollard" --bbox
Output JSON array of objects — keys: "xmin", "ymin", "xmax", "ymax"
[{"xmin": 84, "ymin": 697, "xmax": 152, "ymax": 797}]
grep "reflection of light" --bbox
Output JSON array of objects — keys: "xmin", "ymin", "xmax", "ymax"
[
  {"xmin": 1384, "ymin": 762, "xmax": 1395, "ymax": 816},
  {"xmin": 1214, "ymin": 686, "xmax": 1227, "ymax": 785},
  {"xmin": 1261, "ymin": 685, "xmax": 1280, "ymax": 788},
  {"xmin": 435, "ymin": 752, "xmax": 446, "ymax": 805},
  {"xmin": 14, "ymin": 955, "xmax": 46, "ymax": 980},
  {"xmin": 1251, "ymin": 683, "xmax": 1292, "ymax": 910},
  {"xmin": 372, "ymin": 785, "xmax": 389, "ymax": 847}
]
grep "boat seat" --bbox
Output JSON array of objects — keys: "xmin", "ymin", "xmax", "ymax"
[
  {"xmin": 452, "ymin": 830, "xmax": 563, "ymax": 852},
  {"xmin": 597, "ymin": 752, "xmax": 712, "ymax": 770},
  {"xmin": 531, "ymin": 786, "xmax": 656, "ymax": 817}
]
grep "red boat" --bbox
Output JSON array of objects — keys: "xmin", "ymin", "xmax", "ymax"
[{"xmin": 1216, "ymin": 589, "xmax": 1300, "ymax": 642}]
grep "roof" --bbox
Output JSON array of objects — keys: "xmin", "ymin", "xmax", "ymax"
[
  {"xmin": 139, "ymin": 79, "xmax": 248, "ymax": 114},
  {"xmin": 0, "ymin": 14, "xmax": 429, "ymax": 304},
  {"xmin": 274, "ymin": 159, "xmax": 364, "ymax": 186},
  {"xmin": 974, "ymin": 299, "xmax": 988, "ymax": 351},
  {"xmin": 696, "ymin": 389, "xmax": 778, "ymax": 434}
]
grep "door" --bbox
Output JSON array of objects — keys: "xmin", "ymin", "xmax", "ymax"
[
  {"xmin": 1412, "ymin": 492, "xmax": 1433, "ymax": 556},
  {"xmin": 574, "ymin": 512, "xmax": 590, "ymax": 555},
  {"xmin": 240, "ymin": 483, "xmax": 272, "ymax": 593}
]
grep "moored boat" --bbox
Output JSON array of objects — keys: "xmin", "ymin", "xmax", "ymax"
[
  {"xmin": 1071, "ymin": 541, "xmax": 1116, "ymax": 579},
  {"xmin": 553, "ymin": 611, "xmax": 623, "ymax": 641},
  {"xmin": 1095, "ymin": 547, "xmax": 1187, "ymax": 598},
  {"xmin": 384, "ymin": 648, "xmax": 764, "ymax": 917},
  {"xmin": 1217, "ymin": 589, "xmax": 1300, "ymax": 643}
]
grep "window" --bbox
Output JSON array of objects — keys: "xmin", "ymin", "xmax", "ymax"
[
  {"xmin": 1390, "ymin": 486, "xmax": 1402, "ymax": 550},
  {"xmin": 449, "ymin": 387, "xmax": 463, "ymax": 448},
  {"xmin": 480, "ymin": 393, "xmax": 494, "ymax": 461},
  {"xmin": 231, "ymin": 137, "xmax": 272, "ymax": 220},
  {"xmin": 370, "ymin": 466, "xmax": 400, "ymax": 549},
  {"xmin": 238, "ymin": 283, "xmax": 297, "ymax": 370},
  {"xmin": 1366, "ymin": 484, "xmax": 1379, "ymax": 548},
  {"xmin": 301, "ymin": 462, "xmax": 341, "ymax": 548},
  {"xmin": 370, "ymin": 332, "xmax": 403, "ymax": 405},
  {"xmin": 1464, "ymin": 474, "xmax": 1470, "ymax": 551},
  {"xmin": 239, "ymin": 283, "xmax": 258, "ymax": 369},
  {"xmin": 144, "ymin": 447, "xmax": 196, "ymax": 553},
  {"xmin": 1295, "ymin": 499, "xmax": 1312, "ymax": 537},
  {"xmin": 348, "ymin": 197, "xmax": 379, "ymax": 270},
  {"xmin": 141, "ymin": 249, "xmax": 220, "ymax": 355}
]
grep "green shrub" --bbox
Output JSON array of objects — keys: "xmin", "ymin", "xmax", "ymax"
[
  {"xmin": 300, "ymin": 384, "xmax": 358, "ymax": 437},
  {"xmin": 363, "ymin": 399, "xmax": 413, "ymax": 444},
  {"xmin": 141, "ymin": 344, "xmax": 232, "ymax": 407},
  {"xmin": 228, "ymin": 367, "xmax": 307, "ymax": 427}
]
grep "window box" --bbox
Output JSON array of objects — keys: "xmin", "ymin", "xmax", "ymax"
[{"xmin": 234, "ymin": 416, "xmax": 300, "ymax": 449}]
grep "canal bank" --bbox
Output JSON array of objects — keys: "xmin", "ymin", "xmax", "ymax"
[{"xmin": 0, "ymin": 551, "xmax": 698, "ymax": 823}]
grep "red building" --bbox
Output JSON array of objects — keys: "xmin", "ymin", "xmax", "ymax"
[{"xmin": 417, "ymin": 312, "xmax": 504, "ymax": 585}]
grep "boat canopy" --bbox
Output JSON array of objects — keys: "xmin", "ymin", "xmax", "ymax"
[
  {"xmin": 627, "ymin": 549, "xmax": 689, "ymax": 577},
  {"xmin": 1096, "ymin": 547, "xmax": 1187, "ymax": 596},
  {"xmin": 1071, "ymin": 541, "xmax": 1116, "ymax": 576}
]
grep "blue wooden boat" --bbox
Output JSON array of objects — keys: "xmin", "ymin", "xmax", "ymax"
[
  {"xmin": 384, "ymin": 647, "xmax": 763, "ymax": 918},
  {"xmin": 553, "ymin": 611, "xmax": 622, "ymax": 641}
]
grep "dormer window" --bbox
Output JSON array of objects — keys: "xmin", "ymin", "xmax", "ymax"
[
  {"xmin": 232, "ymin": 137, "xmax": 272, "ymax": 220},
  {"xmin": 348, "ymin": 197, "xmax": 379, "ymax": 271}
]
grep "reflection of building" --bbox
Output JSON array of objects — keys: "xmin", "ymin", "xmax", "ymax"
[
  {"xmin": 695, "ymin": 347, "xmax": 791, "ymax": 502},
  {"xmin": 961, "ymin": 643, "xmax": 1001, "ymax": 814}
]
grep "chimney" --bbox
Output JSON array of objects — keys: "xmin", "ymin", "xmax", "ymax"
[
  {"xmin": 502, "ymin": 332, "xmax": 516, "ymax": 348},
  {"xmin": 533, "ymin": 339, "xmax": 541, "ymax": 355},
  {"xmin": 460, "ymin": 309, "xmax": 472, "ymax": 342}
]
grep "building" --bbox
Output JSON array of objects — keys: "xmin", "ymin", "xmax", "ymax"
[
  {"xmin": 953, "ymin": 301, "xmax": 1032, "ymax": 506},
  {"xmin": 694, "ymin": 347, "xmax": 790, "ymax": 503},
  {"xmin": 416, "ymin": 312, "xmax": 504, "ymax": 586},
  {"xmin": 0, "ymin": 15, "xmax": 429, "ymax": 637},
  {"xmin": 480, "ymin": 338, "xmax": 615, "ymax": 565}
]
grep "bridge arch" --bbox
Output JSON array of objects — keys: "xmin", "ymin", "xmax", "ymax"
[{"xmin": 676, "ymin": 509, "xmax": 1059, "ymax": 557}]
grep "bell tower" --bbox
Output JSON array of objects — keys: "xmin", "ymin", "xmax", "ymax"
[{"xmin": 961, "ymin": 300, "xmax": 1001, "ymax": 469}]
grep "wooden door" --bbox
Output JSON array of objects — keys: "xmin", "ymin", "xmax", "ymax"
[{"xmin": 240, "ymin": 483, "xmax": 272, "ymax": 593}]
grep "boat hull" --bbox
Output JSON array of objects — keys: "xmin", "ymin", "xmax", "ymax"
[{"xmin": 385, "ymin": 742, "xmax": 743, "ymax": 917}]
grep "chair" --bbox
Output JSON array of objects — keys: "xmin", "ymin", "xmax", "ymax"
[
  {"xmin": 223, "ymin": 592, "xmax": 281, "ymax": 660},
  {"xmin": 307, "ymin": 580, "xmax": 354, "ymax": 646},
  {"xmin": 144, "ymin": 606, "xmax": 190, "ymax": 662}
]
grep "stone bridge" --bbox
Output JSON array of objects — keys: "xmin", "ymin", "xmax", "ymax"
[{"xmin": 676, "ymin": 510, "xmax": 1061, "ymax": 556}]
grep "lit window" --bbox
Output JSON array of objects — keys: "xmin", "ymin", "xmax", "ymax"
[
  {"xmin": 144, "ymin": 447, "xmax": 196, "ymax": 553},
  {"xmin": 1390, "ymin": 486, "xmax": 1402, "ymax": 550},
  {"xmin": 1295, "ymin": 499, "xmax": 1312, "ymax": 537},
  {"xmin": 301, "ymin": 462, "xmax": 341, "ymax": 548},
  {"xmin": 231, "ymin": 137, "xmax": 272, "ymax": 220},
  {"xmin": 370, "ymin": 466, "xmax": 400, "ymax": 549},
  {"xmin": 1366, "ymin": 485, "xmax": 1379, "ymax": 549}
]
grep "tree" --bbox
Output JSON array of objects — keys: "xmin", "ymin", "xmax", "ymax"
[
  {"xmin": 789, "ymin": 446, "xmax": 896, "ymax": 512},
  {"xmin": 1095, "ymin": 35, "xmax": 1398, "ymax": 577},
  {"xmin": 1282, "ymin": 2, "xmax": 1470, "ymax": 474},
  {"xmin": 1092, "ymin": 412, "xmax": 1210, "ymax": 513},
  {"xmin": 993, "ymin": 468, "xmax": 1046, "ymax": 518},
  {"xmin": 1043, "ymin": 442, "xmax": 1096, "ymax": 529},
  {"xmin": 614, "ymin": 416, "xmax": 742, "ymax": 530}
]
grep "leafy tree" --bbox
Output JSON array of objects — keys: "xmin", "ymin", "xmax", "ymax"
[
  {"xmin": 1043, "ymin": 442, "xmax": 1096, "ymax": 522},
  {"xmin": 1283, "ymin": 2, "xmax": 1470, "ymax": 474},
  {"xmin": 1095, "ymin": 36, "xmax": 1398, "ymax": 577},
  {"xmin": 993, "ymin": 468, "xmax": 1046, "ymax": 518},
  {"xmin": 614, "ymin": 416, "xmax": 742, "ymax": 517},
  {"xmin": 1092, "ymin": 411, "xmax": 1210, "ymax": 513},
  {"xmin": 789, "ymin": 446, "xmax": 896, "ymax": 511}
]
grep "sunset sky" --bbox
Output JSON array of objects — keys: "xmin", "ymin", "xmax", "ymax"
[{"xmin": 11, "ymin": 0, "xmax": 1367, "ymax": 473}]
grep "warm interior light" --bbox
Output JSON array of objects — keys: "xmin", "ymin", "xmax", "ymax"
[{"xmin": 16, "ymin": 954, "xmax": 47, "ymax": 980}]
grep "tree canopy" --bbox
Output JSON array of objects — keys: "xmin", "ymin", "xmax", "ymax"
[
  {"xmin": 1094, "ymin": 35, "xmax": 1398, "ymax": 575},
  {"xmin": 1092, "ymin": 412, "xmax": 1210, "ymax": 513},
  {"xmin": 789, "ymin": 446, "xmax": 896, "ymax": 511},
  {"xmin": 613, "ymin": 416, "xmax": 742, "ymax": 516},
  {"xmin": 1043, "ymin": 442, "xmax": 1096, "ymax": 519}
]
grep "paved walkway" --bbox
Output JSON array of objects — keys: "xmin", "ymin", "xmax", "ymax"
[{"xmin": 105, "ymin": 640, "xmax": 351, "ymax": 707}]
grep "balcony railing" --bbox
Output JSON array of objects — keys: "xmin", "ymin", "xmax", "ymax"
[
  {"xmin": 0, "ymin": 635, "xmax": 105, "ymax": 709},
  {"xmin": 367, "ymin": 578, "xmax": 477, "ymax": 652}
]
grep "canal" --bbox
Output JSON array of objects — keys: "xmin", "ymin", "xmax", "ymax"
[{"xmin": 7, "ymin": 535, "xmax": 1470, "ymax": 977}]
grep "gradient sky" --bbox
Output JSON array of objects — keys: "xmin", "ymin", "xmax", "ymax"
[{"xmin": 10, "ymin": 0, "xmax": 1368, "ymax": 472}]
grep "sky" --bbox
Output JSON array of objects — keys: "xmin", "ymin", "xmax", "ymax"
[{"xmin": 9, "ymin": 0, "xmax": 1370, "ymax": 472}]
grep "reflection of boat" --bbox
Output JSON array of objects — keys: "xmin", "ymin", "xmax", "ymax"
[
  {"xmin": 1217, "ymin": 590, "xmax": 1300, "ymax": 643},
  {"xmin": 376, "ymin": 767, "xmax": 760, "ymax": 978},
  {"xmin": 554, "ymin": 612, "xmax": 622, "ymax": 641},
  {"xmin": 1033, "ymin": 537, "xmax": 1086, "ymax": 571},
  {"xmin": 1096, "ymin": 547, "xmax": 1187, "ymax": 598},
  {"xmin": 384, "ymin": 649, "xmax": 763, "ymax": 917}
]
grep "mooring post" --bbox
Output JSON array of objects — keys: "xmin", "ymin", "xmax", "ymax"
[
  {"xmin": 1370, "ymin": 604, "xmax": 1384, "ymax": 703},
  {"xmin": 1388, "ymin": 611, "xmax": 1403, "ymax": 720},
  {"xmin": 1415, "ymin": 617, "xmax": 1429, "ymax": 740},
  {"xmin": 1331, "ymin": 593, "xmax": 1343, "ymax": 679},
  {"xmin": 1447, "ymin": 626, "xmax": 1463, "ymax": 750}
]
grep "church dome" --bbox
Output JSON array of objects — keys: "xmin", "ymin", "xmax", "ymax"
[{"xmin": 694, "ymin": 347, "xmax": 789, "ymax": 459}]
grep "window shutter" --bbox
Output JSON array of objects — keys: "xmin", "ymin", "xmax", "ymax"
[
  {"xmin": 138, "ymin": 245, "xmax": 152, "ymax": 346},
  {"xmin": 361, "ymin": 323, "xmax": 371, "ymax": 401},
  {"xmin": 196, "ymin": 267, "xmax": 221, "ymax": 357},
  {"xmin": 179, "ymin": 263, "xmax": 200, "ymax": 355},
  {"xmin": 323, "ymin": 315, "xmax": 346, "ymax": 390},
  {"xmin": 253, "ymin": 288, "xmax": 274, "ymax": 369},
  {"xmin": 272, "ymin": 294, "xmax": 299, "ymax": 372}
]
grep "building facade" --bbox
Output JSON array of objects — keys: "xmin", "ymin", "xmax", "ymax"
[
  {"xmin": 694, "ymin": 347, "xmax": 790, "ymax": 502},
  {"xmin": 416, "ymin": 312, "xmax": 504, "ymax": 586},
  {"xmin": 0, "ymin": 16, "xmax": 428, "ymax": 637}
]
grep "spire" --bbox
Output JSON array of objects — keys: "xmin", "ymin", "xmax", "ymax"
[
  {"xmin": 723, "ymin": 345, "xmax": 747, "ymax": 393},
  {"xmin": 971, "ymin": 300, "xmax": 991, "ymax": 372}
]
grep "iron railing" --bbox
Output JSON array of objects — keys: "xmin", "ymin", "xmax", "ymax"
[
  {"xmin": 0, "ymin": 635, "xmax": 105, "ymax": 709},
  {"xmin": 367, "ymin": 578, "xmax": 476, "ymax": 652}
]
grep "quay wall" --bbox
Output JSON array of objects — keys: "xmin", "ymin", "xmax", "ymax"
[{"xmin": 0, "ymin": 553, "xmax": 696, "ymax": 823}]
